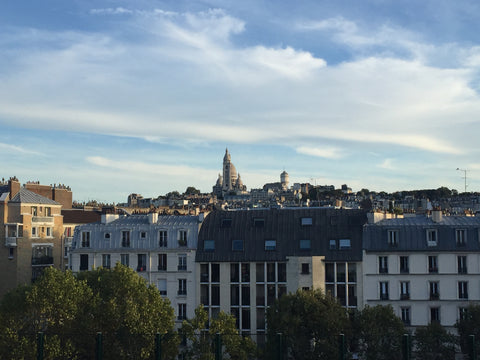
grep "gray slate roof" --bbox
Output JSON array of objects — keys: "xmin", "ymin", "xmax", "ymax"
[
  {"xmin": 9, "ymin": 188, "xmax": 59, "ymax": 205},
  {"xmin": 196, "ymin": 208, "xmax": 367, "ymax": 262},
  {"xmin": 364, "ymin": 215, "xmax": 480, "ymax": 252}
]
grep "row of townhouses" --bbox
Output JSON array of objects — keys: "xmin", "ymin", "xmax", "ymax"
[
  {"xmin": 2, "ymin": 177, "xmax": 480, "ymax": 336},
  {"xmin": 68, "ymin": 207, "xmax": 480, "ymax": 335}
]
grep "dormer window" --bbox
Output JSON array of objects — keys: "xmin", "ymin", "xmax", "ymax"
[
  {"xmin": 81, "ymin": 232, "xmax": 91, "ymax": 248},
  {"xmin": 178, "ymin": 230, "xmax": 187, "ymax": 247},
  {"xmin": 221, "ymin": 219, "xmax": 232, "ymax": 228},
  {"xmin": 301, "ymin": 217, "xmax": 312, "ymax": 226},
  {"xmin": 265, "ymin": 240, "xmax": 276, "ymax": 251},
  {"xmin": 456, "ymin": 229, "xmax": 466, "ymax": 246},
  {"xmin": 254, "ymin": 218, "xmax": 265, "ymax": 228},
  {"xmin": 104, "ymin": 233, "xmax": 111, "ymax": 240},
  {"xmin": 426, "ymin": 229, "xmax": 438, "ymax": 246},
  {"xmin": 339, "ymin": 239, "xmax": 351, "ymax": 250},
  {"xmin": 387, "ymin": 230, "xmax": 399, "ymax": 247}
]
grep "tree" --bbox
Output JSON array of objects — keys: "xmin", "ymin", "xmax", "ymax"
[
  {"xmin": 77, "ymin": 263, "xmax": 178, "ymax": 359},
  {"xmin": 184, "ymin": 186, "xmax": 201, "ymax": 195},
  {"xmin": 414, "ymin": 322, "xmax": 456, "ymax": 360},
  {"xmin": 455, "ymin": 304, "xmax": 480, "ymax": 357},
  {"xmin": 355, "ymin": 305, "xmax": 405, "ymax": 360},
  {"xmin": 266, "ymin": 289, "xmax": 350, "ymax": 360},
  {"xmin": 180, "ymin": 305, "xmax": 256, "ymax": 360},
  {"xmin": 0, "ymin": 268, "xmax": 93, "ymax": 359}
]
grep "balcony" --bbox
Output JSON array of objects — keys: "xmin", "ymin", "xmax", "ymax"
[
  {"xmin": 178, "ymin": 290, "xmax": 187, "ymax": 296},
  {"xmin": 32, "ymin": 256, "xmax": 54, "ymax": 266},
  {"xmin": 429, "ymin": 293, "xmax": 439, "ymax": 300},
  {"xmin": 5, "ymin": 237, "xmax": 17, "ymax": 247},
  {"xmin": 400, "ymin": 294, "xmax": 410, "ymax": 300},
  {"xmin": 380, "ymin": 294, "xmax": 389, "ymax": 300},
  {"xmin": 178, "ymin": 265, "xmax": 187, "ymax": 271},
  {"xmin": 428, "ymin": 267, "xmax": 438, "ymax": 274},
  {"xmin": 32, "ymin": 216, "xmax": 54, "ymax": 224},
  {"xmin": 136, "ymin": 266, "xmax": 146, "ymax": 272}
]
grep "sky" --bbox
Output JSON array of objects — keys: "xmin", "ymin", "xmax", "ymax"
[{"xmin": 2, "ymin": 0, "xmax": 480, "ymax": 203}]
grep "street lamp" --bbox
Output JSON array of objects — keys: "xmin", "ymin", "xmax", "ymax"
[{"xmin": 456, "ymin": 168, "xmax": 468, "ymax": 193}]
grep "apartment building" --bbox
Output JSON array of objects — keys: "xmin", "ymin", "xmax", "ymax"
[
  {"xmin": 363, "ymin": 210, "xmax": 480, "ymax": 330},
  {"xmin": 0, "ymin": 178, "xmax": 64, "ymax": 297},
  {"xmin": 69, "ymin": 212, "xmax": 204, "ymax": 323},
  {"xmin": 196, "ymin": 208, "xmax": 367, "ymax": 339}
]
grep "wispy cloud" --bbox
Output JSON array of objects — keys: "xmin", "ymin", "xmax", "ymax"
[
  {"xmin": 378, "ymin": 158, "xmax": 395, "ymax": 170},
  {"xmin": 296, "ymin": 146, "xmax": 344, "ymax": 159},
  {"xmin": 0, "ymin": 142, "xmax": 44, "ymax": 156}
]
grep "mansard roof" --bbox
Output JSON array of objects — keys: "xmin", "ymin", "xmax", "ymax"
[
  {"xmin": 196, "ymin": 208, "xmax": 367, "ymax": 263},
  {"xmin": 364, "ymin": 215, "xmax": 480, "ymax": 252},
  {"xmin": 9, "ymin": 188, "xmax": 59, "ymax": 205}
]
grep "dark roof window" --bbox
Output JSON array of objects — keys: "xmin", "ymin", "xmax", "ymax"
[
  {"xmin": 204, "ymin": 240, "xmax": 215, "ymax": 251},
  {"xmin": 232, "ymin": 240, "xmax": 244, "ymax": 251},
  {"xmin": 301, "ymin": 217, "xmax": 313, "ymax": 226},
  {"xmin": 339, "ymin": 239, "xmax": 351, "ymax": 250},
  {"xmin": 221, "ymin": 218, "xmax": 232, "ymax": 228},
  {"xmin": 265, "ymin": 240, "xmax": 276, "ymax": 251},
  {"xmin": 300, "ymin": 239, "xmax": 311, "ymax": 250},
  {"xmin": 254, "ymin": 218, "xmax": 265, "ymax": 227}
]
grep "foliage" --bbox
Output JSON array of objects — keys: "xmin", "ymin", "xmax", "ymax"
[
  {"xmin": 265, "ymin": 289, "xmax": 350, "ymax": 360},
  {"xmin": 180, "ymin": 305, "xmax": 256, "ymax": 360},
  {"xmin": 355, "ymin": 305, "xmax": 405, "ymax": 360},
  {"xmin": 165, "ymin": 191, "xmax": 181, "ymax": 198},
  {"xmin": 414, "ymin": 322, "xmax": 456, "ymax": 360},
  {"xmin": 76, "ymin": 263, "xmax": 178, "ymax": 359},
  {"xmin": 184, "ymin": 186, "xmax": 201, "ymax": 195},
  {"xmin": 0, "ymin": 265, "xmax": 177, "ymax": 360},
  {"xmin": 455, "ymin": 304, "xmax": 480, "ymax": 356}
]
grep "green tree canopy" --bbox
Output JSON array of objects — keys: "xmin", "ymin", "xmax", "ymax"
[
  {"xmin": 455, "ymin": 304, "xmax": 480, "ymax": 356},
  {"xmin": 266, "ymin": 289, "xmax": 350, "ymax": 360},
  {"xmin": 354, "ymin": 305, "xmax": 405, "ymax": 360},
  {"xmin": 180, "ymin": 305, "xmax": 256, "ymax": 360},
  {"xmin": 184, "ymin": 186, "xmax": 201, "ymax": 195},
  {"xmin": 414, "ymin": 322, "xmax": 456, "ymax": 360}
]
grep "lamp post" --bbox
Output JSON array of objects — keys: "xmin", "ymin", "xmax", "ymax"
[{"xmin": 456, "ymin": 168, "xmax": 467, "ymax": 193}]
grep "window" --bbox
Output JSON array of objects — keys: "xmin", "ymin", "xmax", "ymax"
[
  {"xmin": 178, "ymin": 254, "xmax": 187, "ymax": 271},
  {"xmin": 426, "ymin": 229, "xmax": 438, "ymax": 246},
  {"xmin": 429, "ymin": 281, "xmax": 439, "ymax": 300},
  {"xmin": 158, "ymin": 253, "xmax": 167, "ymax": 271},
  {"xmin": 201, "ymin": 264, "xmax": 209, "ymax": 282},
  {"xmin": 265, "ymin": 240, "xmax": 276, "ymax": 251},
  {"xmin": 45, "ymin": 207, "xmax": 51, "ymax": 216},
  {"xmin": 400, "ymin": 256, "xmax": 409, "ymax": 273},
  {"xmin": 46, "ymin": 228, "xmax": 52, "ymax": 237},
  {"xmin": 242, "ymin": 285, "xmax": 250, "ymax": 306},
  {"xmin": 459, "ymin": 307, "xmax": 468, "ymax": 320},
  {"xmin": 121, "ymin": 254, "xmax": 129, "ymax": 267},
  {"xmin": 401, "ymin": 307, "xmax": 411, "ymax": 325},
  {"xmin": 204, "ymin": 240, "xmax": 215, "ymax": 251},
  {"xmin": 158, "ymin": 279, "xmax": 167, "ymax": 296},
  {"xmin": 339, "ymin": 239, "xmax": 351, "ymax": 250},
  {"xmin": 102, "ymin": 254, "xmax": 111, "ymax": 269},
  {"xmin": 379, "ymin": 256, "xmax": 388, "ymax": 274},
  {"xmin": 456, "ymin": 229, "xmax": 466, "ymax": 246},
  {"xmin": 232, "ymin": 240, "xmax": 244, "ymax": 251},
  {"xmin": 80, "ymin": 254, "xmax": 88, "ymax": 271},
  {"xmin": 8, "ymin": 247, "xmax": 14, "ymax": 259},
  {"xmin": 178, "ymin": 230, "xmax": 187, "ymax": 246},
  {"xmin": 32, "ymin": 227, "xmax": 38, "ymax": 237},
  {"xmin": 137, "ymin": 254, "xmax": 147, "ymax": 272},
  {"xmin": 121, "ymin": 231, "xmax": 130, "ymax": 247},
  {"xmin": 104, "ymin": 232, "xmax": 111, "ymax": 240},
  {"xmin": 430, "ymin": 307, "xmax": 440, "ymax": 323},
  {"xmin": 81, "ymin": 232, "xmax": 90, "ymax": 248},
  {"xmin": 379, "ymin": 281, "xmax": 389, "ymax": 300},
  {"xmin": 178, "ymin": 304, "xmax": 187, "ymax": 320},
  {"xmin": 458, "ymin": 255, "xmax": 467, "ymax": 274},
  {"xmin": 428, "ymin": 256, "xmax": 438, "ymax": 273},
  {"xmin": 388, "ymin": 230, "xmax": 399, "ymax": 246},
  {"xmin": 400, "ymin": 281, "xmax": 410, "ymax": 300},
  {"xmin": 158, "ymin": 230, "xmax": 167, "ymax": 247},
  {"xmin": 329, "ymin": 239, "xmax": 336, "ymax": 250},
  {"xmin": 211, "ymin": 285, "xmax": 220, "ymax": 306},
  {"xmin": 241, "ymin": 263, "xmax": 250, "ymax": 283},
  {"xmin": 458, "ymin": 281, "xmax": 468, "ymax": 299},
  {"xmin": 140, "ymin": 231, "xmax": 147, "ymax": 239},
  {"xmin": 231, "ymin": 285, "xmax": 240, "ymax": 305},
  {"xmin": 301, "ymin": 217, "xmax": 312, "ymax": 226},
  {"xmin": 254, "ymin": 218, "xmax": 265, "ymax": 227},
  {"xmin": 300, "ymin": 239, "xmax": 311, "ymax": 250},
  {"xmin": 211, "ymin": 263, "xmax": 220, "ymax": 282},
  {"xmin": 222, "ymin": 218, "xmax": 232, "ymax": 228},
  {"xmin": 178, "ymin": 279, "xmax": 187, "ymax": 295},
  {"xmin": 301, "ymin": 263, "xmax": 310, "ymax": 274},
  {"xmin": 31, "ymin": 206, "xmax": 37, "ymax": 216},
  {"xmin": 278, "ymin": 263, "xmax": 287, "ymax": 282}
]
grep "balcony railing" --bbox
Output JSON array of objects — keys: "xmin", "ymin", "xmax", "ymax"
[
  {"xmin": 400, "ymin": 294, "xmax": 410, "ymax": 300},
  {"xmin": 137, "ymin": 266, "xmax": 146, "ymax": 272},
  {"xmin": 32, "ymin": 216, "xmax": 54, "ymax": 224},
  {"xmin": 5, "ymin": 237, "xmax": 17, "ymax": 247},
  {"xmin": 32, "ymin": 256, "xmax": 54, "ymax": 266},
  {"xmin": 178, "ymin": 265, "xmax": 187, "ymax": 271},
  {"xmin": 430, "ymin": 293, "xmax": 439, "ymax": 300},
  {"xmin": 177, "ymin": 290, "xmax": 187, "ymax": 296}
]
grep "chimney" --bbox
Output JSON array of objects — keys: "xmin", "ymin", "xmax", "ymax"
[
  {"xmin": 148, "ymin": 212, "xmax": 158, "ymax": 224},
  {"xmin": 432, "ymin": 208, "xmax": 443, "ymax": 223},
  {"xmin": 101, "ymin": 214, "xmax": 120, "ymax": 224},
  {"xmin": 8, "ymin": 178, "xmax": 20, "ymax": 200}
]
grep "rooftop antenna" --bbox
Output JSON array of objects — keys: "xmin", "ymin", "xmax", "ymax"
[{"xmin": 456, "ymin": 168, "xmax": 468, "ymax": 193}]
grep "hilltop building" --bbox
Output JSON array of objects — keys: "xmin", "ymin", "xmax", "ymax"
[{"xmin": 213, "ymin": 149, "xmax": 247, "ymax": 198}]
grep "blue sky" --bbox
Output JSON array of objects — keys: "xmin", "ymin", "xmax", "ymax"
[{"xmin": 2, "ymin": 0, "xmax": 480, "ymax": 203}]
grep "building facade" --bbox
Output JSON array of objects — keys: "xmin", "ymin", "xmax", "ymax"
[
  {"xmin": 70, "ymin": 212, "xmax": 204, "ymax": 324},
  {"xmin": 0, "ymin": 178, "xmax": 64, "ymax": 297},
  {"xmin": 196, "ymin": 208, "xmax": 367, "ymax": 339},
  {"xmin": 363, "ymin": 211, "xmax": 480, "ymax": 330}
]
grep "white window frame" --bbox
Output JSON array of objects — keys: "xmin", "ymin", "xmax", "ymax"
[
  {"xmin": 388, "ymin": 230, "xmax": 399, "ymax": 246},
  {"xmin": 456, "ymin": 229, "xmax": 467, "ymax": 246},
  {"xmin": 426, "ymin": 229, "xmax": 438, "ymax": 246}
]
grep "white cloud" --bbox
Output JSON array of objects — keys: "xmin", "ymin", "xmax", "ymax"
[
  {"xmin": 90, "ymin": 8, "xmax": 133, "ymax": 15},
  {"xmin": 296, "ymin": 146, "xmax": 344, "ymax": 159},
  {"xmin": 378, "ymin": 159, "xmax": 395, "ymax": 170},
  {"xmin": 0, "ymin": 142, "xmax": 44, "ymax": 156}
]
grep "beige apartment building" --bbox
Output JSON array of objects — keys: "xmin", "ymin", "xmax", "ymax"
[{"xmin": 0, "ymin": 178, "xmax": 64, "ymax": 297}]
